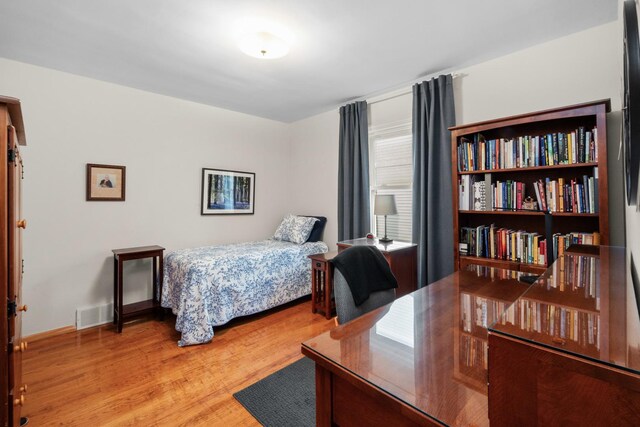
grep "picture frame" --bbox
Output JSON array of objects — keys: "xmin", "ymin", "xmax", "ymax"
[
  {"xmin": 201, "ymin": 168, "xmax": 255, "ymax": 215},
  {"xmin": 86, "ymin": 163, "xmax": 126, "ymax": 201}
]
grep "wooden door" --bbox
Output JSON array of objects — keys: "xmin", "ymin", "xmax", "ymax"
[{"xmin": 7, "ymin": 125, "xmax": 23, "ymax": 426}]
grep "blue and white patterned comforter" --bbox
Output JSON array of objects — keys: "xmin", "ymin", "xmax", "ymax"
[{"xmin": 162, "ymin": 239, "xmax": 328, "ymax": 346}]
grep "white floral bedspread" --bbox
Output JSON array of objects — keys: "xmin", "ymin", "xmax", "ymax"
[{"xmin": 162, "ymin": 239, "xmax": 328, "ymax": 346}]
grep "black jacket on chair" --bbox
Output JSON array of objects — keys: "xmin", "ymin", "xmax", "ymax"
[{"xmin": 330, "ymin": 246, "xmax": 398, "ymax": 306}]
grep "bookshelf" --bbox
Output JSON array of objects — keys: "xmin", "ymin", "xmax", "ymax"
[{"xmin": 450, "ymin": 100, "xmax": 610, "ymax": 274}]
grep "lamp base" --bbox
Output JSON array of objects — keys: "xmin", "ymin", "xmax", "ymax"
[{"xmin": 378, "ymin": 236, "xmax": 393, "ymax": 243}]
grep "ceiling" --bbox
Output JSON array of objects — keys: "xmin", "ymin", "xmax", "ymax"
[{"xmin": 0, "ymin": 1, "xmax": 618, "ymax": 122}]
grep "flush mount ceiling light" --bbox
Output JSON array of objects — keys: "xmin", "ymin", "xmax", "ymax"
[
  {"xmin": 239, "ymin": 31, "xmax": 289, "ymax": 59},
  {"xmin": 235, "ymin": 17, "xmax": 294, "ymax": 60}
]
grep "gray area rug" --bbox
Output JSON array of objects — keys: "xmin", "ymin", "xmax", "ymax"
[{"xmin": 233, "ymin": 357, "xmax": 315, "ymax": 427}]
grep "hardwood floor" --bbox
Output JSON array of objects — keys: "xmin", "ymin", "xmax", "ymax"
[{"xmin": 22, "ymin": 298, "xmax": 335, "ymax": 426}]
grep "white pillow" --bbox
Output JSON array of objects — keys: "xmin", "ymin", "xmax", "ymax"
[
  {"xmin": 274, "ymin": 214, "xmax": 296, "ymax": 241},
  {"xmin": 273, "ymin": 214, "xmax": 318, "ymax": 244},
  {"xmin": 289, "ymin": 216, "xmax": 318, "ymax": 244}
]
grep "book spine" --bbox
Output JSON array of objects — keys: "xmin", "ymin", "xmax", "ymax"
[
  {"xmin": 516, "ymin": 182, "xmax": 523, "ymax": 210},
  {"xmin": 578, "ymin": 126, "xmax": 585, "ymax": 163}
]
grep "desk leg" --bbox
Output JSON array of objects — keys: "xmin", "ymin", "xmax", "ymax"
[
  {"xmin": 315, "ymin": 364, "xmax": 333, "ymax": 427},
  {"xmin": 113, "ymin": 256, "xmax": 117, "ymax": 325},
  {"xmin": 117, "ymin": 259, "xmax": 124, "ymax": 333}
]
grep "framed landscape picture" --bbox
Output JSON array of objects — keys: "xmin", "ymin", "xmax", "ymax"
[
  {"xmin": 201, "ymin": 168, "xmax": 255, "ymax": 215},
  {"xmin": 86, "ymin": 163, "xmax": 126, "ymax": 201}
]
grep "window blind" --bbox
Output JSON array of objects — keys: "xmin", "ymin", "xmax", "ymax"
[{"xmin": 370, "ymin": 123, "xmax": 413, "ymax": 243}]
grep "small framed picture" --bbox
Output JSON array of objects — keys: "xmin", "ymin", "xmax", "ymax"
[
  {"xmin": 86, "ymin": 163, "xmax": 126, "ymax": 201},
  {"xmin": 201, "ymin": 168, "xmax": 255, "ymax": 215}
]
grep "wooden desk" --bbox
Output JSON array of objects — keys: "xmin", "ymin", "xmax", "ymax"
[
  {"xmin": 308, "ymin": 251, "xmax": 338, "ymax": 319},
  {"xmin": 302, "ymin": 265, "xmax": 530, "ymax": 426},
  {"xmin": 112, "ymin": 245, "xmax": 165, "ymax": 333},
  {"xmin": 488, "ymin": 247, "xmax": 640, "ymax": 425},
  {"xmin": 337, "ymin": 238, "xmax": 417, "ymax": 297}
]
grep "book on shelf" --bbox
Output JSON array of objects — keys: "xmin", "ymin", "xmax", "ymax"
[
  {"xmin": 458, "ymin": 169, "xmax": 599, "ymax": 214},
  {"xmin": 552, "ymin": 232, "xmax": 600, "ymax": 261},
  {"xmin": 460, "ymin": 225, "xmax": 601, "ymax": 266},
  {"xmin": 532, "ymin": 169, "xmax": 599, "ymax": 214},
  {"xmin": 460, "ymin": 225, "xmax": 547, "ymax": 265},
  {"xmin": 457, "ymin": 127, "xmax": 598, "ymax": 172},
  {"xmin": 459, "ymin": 175, "xmax": 492, "ymax": 211}
]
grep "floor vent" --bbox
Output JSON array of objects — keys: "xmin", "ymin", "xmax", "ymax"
[{"xmin": 76, "ymin": 303, "xmax": 113, "ymax": 329}]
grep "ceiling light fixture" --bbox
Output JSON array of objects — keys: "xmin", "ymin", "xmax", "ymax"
[{"xmin": 239, "ymin": 31, "xmax": 290, "ymax": 59}]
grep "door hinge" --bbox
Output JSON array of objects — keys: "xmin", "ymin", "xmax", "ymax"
[
  {"xmin": 8, "ymin": 148, "xmax": 15, "ymax": 163},
  {"xmin": 7, "ymin": 299, "xmax": 16, "ymax": 317},
  {"xmin": 7, "ymin": 341, "xmax": 13, "ymax": 354}
]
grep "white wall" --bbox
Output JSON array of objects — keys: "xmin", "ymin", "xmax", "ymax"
[
  {"xmin": 288, "ymin": 110, "xmax": 340, "ymax": 250},
  {"xmin": 290, "ymin": 21, "xmax": 625, "ymax": 252},
  {"xmin": 0, "ymin": 58, "xmax": 291, "ymax": 335}
]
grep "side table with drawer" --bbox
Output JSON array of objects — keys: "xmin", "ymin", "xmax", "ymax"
[{"xmin": 308, "ymin": 251, "xmax": 338, "ymax": 319}]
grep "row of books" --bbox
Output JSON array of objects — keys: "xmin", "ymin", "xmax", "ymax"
[
  {"xmin": 460, "ymin": 225, "xmax": 549, "ymax": 265},
  {"xmin": 510, "ymin": 300, "xmax": 600, "ymax": 350},
  {"xmin": 459, "ymin": 225, "xmax": 601, "ymax": 266},
  {"xmin": 533, "ymin": 171, "xmax": 599, "ymax": 213},
  {"xmin": 552, "ymin": 232, "xmax": 600, "ymax": 261},
  {"xmin": 457, "ymin": 127, "xmax": 598, "ymax": 172},
  {"xmin": 459, "ymin": 174, "xmax": 528, "ymax": 211},
  {"xmin": 458, "ymin": 172, "xmax": 599, "ymax": 213}
]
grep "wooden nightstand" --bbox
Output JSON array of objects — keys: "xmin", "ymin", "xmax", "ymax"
[
  {"xmin": 112, "ymin": 245, "xmax": 165, "ymax": 333},
  {"xmin": 337, "ymin": 238, "xmax": 418, "ymax": 297},
  {"xmin": 308, "ymin": 251, "xmax": 338, "ymax": 319}
]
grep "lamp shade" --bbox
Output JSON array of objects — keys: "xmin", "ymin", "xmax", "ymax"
[{"xmin": 374, "ymin": 194, "xmax": 398, "ymax": 216}]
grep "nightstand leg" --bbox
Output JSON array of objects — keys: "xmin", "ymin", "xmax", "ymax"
[
  {"xmin": 117, "ymin": 259, "xmax": 124, "ymax": 333},
  {"xmin": 325, "ymin": 266, "xmax": 333, "ymax": 320},
  {"xmin": 113, "ymin": 256, "xmax": 117, "ymax": 325},
  {"xmin": 158, "ymin": 254, "xmax": 165, "ymax": 320},
  {"xmin": 311, "ymin": 268, "xmax": 318, "ymax": 314},
  {"xmin": 153, "ymin": 255, "xmax": 158, "ymax": 308}
]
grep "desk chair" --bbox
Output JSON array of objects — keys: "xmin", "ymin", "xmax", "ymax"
[{"xmin": 333, "ymin": 269, "xmax": 396, "ymax": 325}]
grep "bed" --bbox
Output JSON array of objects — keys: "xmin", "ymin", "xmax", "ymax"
[{"xmin": 162, "ymin": 232, "xmax": 328, "ymax": 346}]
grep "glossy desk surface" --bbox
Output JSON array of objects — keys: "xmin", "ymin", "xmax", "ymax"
[
  {"xmin": 302, "ymin": 265, "xmax": 531, "ymax": 426},
  {"xmin": 490, "ymin": 246, "xmax": 640, "ymax": 375}
]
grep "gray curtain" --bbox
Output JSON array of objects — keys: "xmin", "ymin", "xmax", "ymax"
[
  {"xmin": 412, "ymin": 75, "xmax": 456, "ymax": 287},
  {"xmin": 338, "ymin": 101, "xmax": 370, "ymax": 241}
]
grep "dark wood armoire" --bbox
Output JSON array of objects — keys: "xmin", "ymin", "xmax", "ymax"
[{"xmin": 1, "ymin": 96, "xmax": 27, "ymax": 427}]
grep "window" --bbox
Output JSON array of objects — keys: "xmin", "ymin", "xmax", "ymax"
[{"xmin": 369, "ymin": 121, "xmax": 413, "ymax": 242}]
